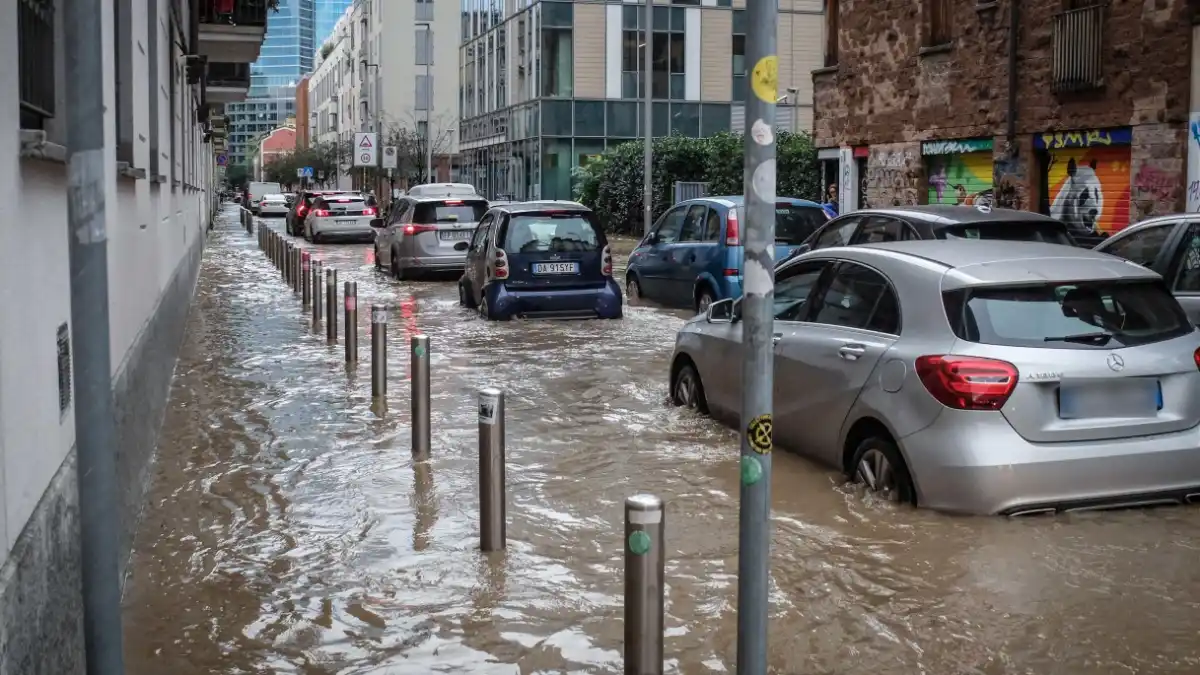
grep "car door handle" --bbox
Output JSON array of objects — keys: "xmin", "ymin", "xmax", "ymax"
[
  {"xmin": 838, "ymin": 344, "xmax": 867, "ymax": 360},
  {"xmin": 772, "ymin": 333, "xmax": 783, "ymax": 344}
]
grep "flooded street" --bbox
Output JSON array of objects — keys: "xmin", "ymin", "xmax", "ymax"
[{"xmin": 123, "ymin": 206, "xmax": 1200, "ymax": 674}]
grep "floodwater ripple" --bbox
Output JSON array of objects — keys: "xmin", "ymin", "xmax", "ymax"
[{"xmin": 123, "ymin": 207, "xmax": 1200, "ymax": 674}]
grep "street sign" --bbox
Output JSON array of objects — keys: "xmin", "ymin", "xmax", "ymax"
[
  {"xmin": 216, "ymin": 154, "xmax": 227, "ymax": 166},
  {"xmin": 354, "ymin": 132, "xmax": 378, "ymax": 167},
  {"xmin": 296, "ymin": 168, "xmax": 304, "ymax": 178},
  {"xmin": 382, "ymin": 146, "xmax": 398, "ymax": 169},
  {"xmin": 302, "ymin": 166, "xmax": 313, "ymax": 178}
]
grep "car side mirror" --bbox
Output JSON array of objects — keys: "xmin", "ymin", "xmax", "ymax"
[
  {"xmin": 706, "ymin": 298, "xmax": 734, "ymax": 323},
  {"xmin": 644, "ymin": 233, "xmax": 659, "ymax": 246}
]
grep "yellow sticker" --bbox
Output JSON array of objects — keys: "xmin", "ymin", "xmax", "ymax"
[
  {"xmin": 747, "ymin": 414, "xmax": 773, "ymax": 454},
  {"xmin": 750, "ymin": 56, "xmax": 779, "ymax": 104}
]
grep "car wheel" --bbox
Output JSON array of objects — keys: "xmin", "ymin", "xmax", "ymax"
[
  {"xmin": 695, "ymin": 288, "xmax": 716, "ymax": 315},
  {"xmin": 391, "ymin": 249, "xmax": 406, "ymax": 281},
  {"xmin": 849, "ymin": 437, "xmax": 916, "ymax": 505},
  {"xmin": 479, "ymin": 295, "xmax": 492, "ymax": 320},
  {"xmin": 374, "ymin": 244, "xmax": 383, "ymax": 271},
  {"xmin": 626, "ymin": 275, "xmax": 643, "ymax": 304},
  {"xmin": 670, "ymin": 360, "xmax": 709, "ymax": 413},
  {"xmin": 459, "ymin": 280, "xmax": 478, "ymax": 308}
]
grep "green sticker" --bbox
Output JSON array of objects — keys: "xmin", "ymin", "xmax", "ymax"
[
  {"xmin": 627, "ymin": 530, "xmax": 652, "ymax": 555},
  {"xmin": 741, "ymin": 455, "xmax": 763, "ymax": 485},
  {"xmin": 414, "ymin": 345, "xmax": 427, "ymax": 358}
]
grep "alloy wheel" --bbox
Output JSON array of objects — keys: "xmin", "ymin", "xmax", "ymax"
[
  {"xmin": 697, "ymin": 292, "xmax": 714, "ymax": 315},
  {"xmin": 855, "ymin": 448, "xmax": 900, "ymax": 501},
  {"xmin": 674, "ymin": 368, "xmax": 698, "ymax": 408}
]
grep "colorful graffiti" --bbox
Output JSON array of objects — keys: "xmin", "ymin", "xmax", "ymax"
[
  {"xmin": 1035, "ymin": 128, "xmax": 1132, "ymax": 150},
  {"xmin": 1046, "ymin": 146, "xmax": 1131, "ymax": 235},
  {"xmin": 926, "ymin": 152, "xmax": 994, "ymax": 206},
  {"xmin": 1188, "ymin": 115, "xmax": 1200, "ymax": 212}
]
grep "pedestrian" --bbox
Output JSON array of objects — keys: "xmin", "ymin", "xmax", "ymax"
[{"xmin": 823, "ymin": 182, "xmax": 839, "ymax": 219}]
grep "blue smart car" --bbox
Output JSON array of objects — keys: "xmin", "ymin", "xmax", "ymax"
[
  {"xmin": 458, "ymin": 201, "xmax": 623, "ymax": 320},
  {"xmin": 625, "ymin": 196, "xmax": 829, "ymax": 314}
]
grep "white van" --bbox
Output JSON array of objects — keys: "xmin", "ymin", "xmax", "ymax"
[{"xmin": 247, "ymin": 181, "xmax": 283, "ymax": 214}]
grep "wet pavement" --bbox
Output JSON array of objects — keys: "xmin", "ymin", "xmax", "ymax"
[{"xmin": 123, "ymin": 205, "xmax": 1200, "ymax": 674}]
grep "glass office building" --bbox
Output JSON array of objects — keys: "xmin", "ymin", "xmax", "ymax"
[
  {"xmin": 315, "ymin": 0, "xmax": 353, "ymax": 47},
  {"xmin": 226, "ymin": 0, "xmax": 316, "ymax": 165}
]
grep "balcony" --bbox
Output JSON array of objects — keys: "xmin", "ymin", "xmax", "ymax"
[
  {"xmin": 206, "ymin": 62, "xmax": 251, "ymax": 103},
  {"xmin": 198, "ymin": 0, "xmax": 269, "ymax": 64},
  {"xmin": 1052, "ymin": 3, "xmax": 1105, "ymax": 93}
]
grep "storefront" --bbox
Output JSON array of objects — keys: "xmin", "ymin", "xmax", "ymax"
[
  {"xmin": 922, "ymin": 138, "xmax": 994, "ymax": 206},
  {"xmin": 1035, "ymin": 127, "xmax": 1132, "ymax": 238}
]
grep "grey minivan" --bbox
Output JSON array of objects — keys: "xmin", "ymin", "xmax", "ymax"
[{"xmin": 374, "ymin": 190, "xmax": 490, "ymax": 280}]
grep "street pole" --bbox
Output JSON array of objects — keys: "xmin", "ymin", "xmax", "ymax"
[
  {"xmin": 737, "ymin": 0, "xmax": 778, "ymax": 668},
  {"xmin": 64, "ymin": 0, "xmax": 126, "ymax": 670},
  {"xmin": 425, "ymin": 26, "xmax": 434, "ymax": 183},
  {"xmin": 641, "ymin": 0, "xmax": 653, "ymax": 236}
]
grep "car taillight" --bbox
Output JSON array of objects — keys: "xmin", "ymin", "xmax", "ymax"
[
  {"xmin": 726, "ymin": 211, "xmax": 740, "ymax": 246},
  {"xmin": 312, "ymin": 209, "xmax": 330, "ymax": 217},
  {"xmin": 363, "ymin": 207, "xmax": 376, "ymax": 216},
  {"xmin": 1194, "ymin": 347, "xmax": 1200, "ymax": 370},
  {"xmin": 403, "ymin": 224, "xmax": 438, "ymax": 235},
  {"xmin": 492, "ymin": 248, "xmax": 509, "ymax": 280},
  {"xmin": 602, "ymin": 245, "xmax": 612, "ymax": 276},
  {"xmin": 916, "ymin": 355, "xmax": 1019, "ymax": 411}
]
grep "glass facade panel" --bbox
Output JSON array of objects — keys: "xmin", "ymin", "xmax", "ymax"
[
  {"xmin": 608, "ymin": 101, "xmax": 640, "ymax": 138},
  {"xmin": 653, "ymin": 102, "xmax": 669, "ymax": 138},
  {"xmin": 542, "ymin": 100, "xmax": 572, "ymax": 136},
  {"xmin": 541, "ymin": 28, "xmax": 573, "ymax": 97},
  {"xmin": 672, "ymin": 103, "xmax": 700, "ymax": 137},
  {"xmin": 543, "ymin": 1, "xmax": 574, "ymax": 27},
  {"xmin": 700, "ymin": 104, "xmax": 730, "ymax": 136},
  {"xmin": 542, "ymin": 137, "xmax": 573, "ymax": 199},
  {"xmin": 575, "ymin": 100, "xmax": 605, "ymax": 137}
]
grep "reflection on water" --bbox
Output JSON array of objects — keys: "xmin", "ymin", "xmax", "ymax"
[{"xmin": 123, "ymin": 208, "xmax": 1200, "ymax": 674}]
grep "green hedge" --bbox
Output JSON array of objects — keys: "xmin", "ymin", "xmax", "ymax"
[{"xmin": 573, "ymin": 131, "xmax": 822, "ymax": 236}]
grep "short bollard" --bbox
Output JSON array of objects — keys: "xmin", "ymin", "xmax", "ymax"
[
  {"xmin": 312, "ymin": 260, "xmax": 323, "ymax": 329},
  {"xmin": 269, "ymin": 231, "xmax": 276, "ymax": 265},
  {"xmin": 284, "ymin": 242, "xmax": 293, "ymax": 281},
  {"xmin": 301, "ymin": 252, "xmax": 312, "ymax": 306},
  {"xmin": 478, "ymin": 388, "xmax": 506, "ymax": 551},
  {"xmin": 345, "ymin": 281, "xmax": 359, "ymax": 363},
  {"xmin": 325, "ymin": 268, "xmax": 338, "ymax": 343},
  {"xmin": 292, "ymin": 247, "xmax": 303, "ymax": 292},
  {"xmin": 412, "ymin": 335, "xmax": 431, "ymax": 460},
  {"xmin": 370, "ymin": 304, "xmax": 387, "ymax": 398},
  {"xmin": 624, "ymin": 494, "xmax": 666, "ymax": 674}
]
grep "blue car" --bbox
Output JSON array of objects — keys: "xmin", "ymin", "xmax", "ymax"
[
  {"xmin": 458, "ymin": 201, "xmax": 623, "ymax": 320},
  {"xmin": 625, "ymin": 196, "xmax": 830, "ymax": 314}
]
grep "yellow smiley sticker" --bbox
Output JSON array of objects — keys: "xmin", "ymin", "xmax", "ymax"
[{"xmin": 750, "ymin": 55, "xmax": 779, "ymax": 104}]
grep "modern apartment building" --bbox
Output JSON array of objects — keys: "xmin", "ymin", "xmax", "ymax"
[
  {"xmin": 457, "ymin": 0, "xmax": 824, "ymax": 200},
  {"xmin": 225, "ymin": 0, "xmax": 316, "ymax": 166}
]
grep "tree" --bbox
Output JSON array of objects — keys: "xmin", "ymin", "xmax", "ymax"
[
  {"xmin": 377, "ymin": 113, "xmax": 457, "ymax": 185},
  {"xmin": 224, "ymin": 163, "xmax": 249, "ymax": 190}
]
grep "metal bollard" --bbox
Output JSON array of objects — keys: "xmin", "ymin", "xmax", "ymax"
[
  {"xmin": 345, "ymin": 281, "xmax": 358, "ymax": 362},
  {"xmin": 477, "ymin": 388, "xmax": 506, "ymax": 551},
  {"xmin": 268, "ymin": 231, "xmax": 275, "ymax": 264},
  {"xmin": 293, "ymin": 247, "xmax": 303, "ymax": 292},
  {"xmin": 412, "ymin": 335, "xmax": 431, "ymax": 461},
  {"xmin": 301, "ymin": 252, "xmax": 311, "ymax": 306},
  {"xmin": 325, "ymin": 268, "xmax": 338, "ymax": 342},
  {"xmin": 370, "ymin": 304, "xmax": 387, "ymax": 398},
  {"xmin": 624, "ymin": 494, "xmax": 666, "ymax": 674},
  {"xmin": 312, "ymin": 260, "xmax": 323, "ymax": 329},
  {"xmin": 284, "ymin": 242, "xmax": 292, "ymax": 280}
]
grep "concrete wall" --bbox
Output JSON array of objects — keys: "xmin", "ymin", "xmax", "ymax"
[{"xmin": 0, "ymin": 0, "xmax": 214, "ymax": 671}]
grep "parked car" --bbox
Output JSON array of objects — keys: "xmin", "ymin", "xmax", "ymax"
[
  {"xmin": 287, "ymin": 190, "xmax": 351, "ymax": 236},
  {"xmin": 626, "ymin": 196, "xmax": 829, "ymax": 314},
  {"xmin": 302, "ymin": 193, "xmax": 379, "ymax": 243},
  {"xmin": 1092, "ymin": 214, "xmax": 1200, "ymax": 325},
  {"xmin": 247, "ymin": 181, "xmax": 283, "ymax": 215},
  {"xmin": 777, "ymin": 204, "xmax": 1080, "ymax": 268},
  {"xmin": 459, "ymin": 201, "xmax": 622, "ymax": 320},
  {"xmin": 669, "ymin": 239, "xmax": 1200, "ymax": 515},
  {"xmin": 375, "ymin": 185, "xmax": 489, "ymax": 280},
  {"xmin": 257, "ymin": 193, "xmax": 290, "ymax": 217}
]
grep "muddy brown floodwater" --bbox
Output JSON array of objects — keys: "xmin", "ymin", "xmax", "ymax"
[{"xmin": 123, "ymin": 206, "xmax": 1200, "ymax": 674}]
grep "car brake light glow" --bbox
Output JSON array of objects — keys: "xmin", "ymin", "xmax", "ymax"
[
  {"xmin": 445, "ymin": 199, "xmax": 464, "ymax": 205},
  {"xmin": 602, "ymin": 245, "xmax": 612, "ymax": 276},
  {"xmin": 726, "ymin": 211, "xmax": 740, "ymax": 246},
  {"xmin": 915, "ymin": 355, "xmax": 1019, "ymax": 411},
  {"xmin": 1194, "ymin": 347, "xmax": 1200, "ymax": 370},
  {"xmin": 723, "ymin": 268, "xmax": 739, "ymax": 276},
  {"xmin": 403, "ymin": 224, "xmax": 438, "ymax": 235},
  {"xmin": 312, "ymin": 208, "xmax": 330, "ymax": 217},
  {"xmin": 363, "ymin": 207, "xmax": 376, "ymax": 216},
  {"xmin": 337, "ymin": 198, "xmax": 351, "ymax": 202},
  {"xmin": 296, "ymin": 205, "xmax": 308, "ymax": 217},
  {"xmin": 491, "ymin": 248, "xmax": 509, "ymax": 280}
]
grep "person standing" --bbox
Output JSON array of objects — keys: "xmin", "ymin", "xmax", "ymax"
[{"xmin": 823, "ymin": 182, "xmax": 839, "ymax": 219}]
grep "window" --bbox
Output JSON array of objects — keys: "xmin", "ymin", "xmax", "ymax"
[
  {"xmin": 703, "ymin": 208, "xmax": 721, "ymax": 241},
  {"xmin": 1171, "ymin": 223, "xmax": 1200, "ymax": 292},
  {"xmin": 824, "ymin": 0, "xmax": 839, "ymax": 67},
  {"xmin": 413, "ymin": 200, "xmax": 490, "ymax": 224},
  {"xmin": 653, "ymin": 207, "xmax": 686, "ymax": 243},
  {"xmin": 470, "ymin": 215, "xmax": 494, "ymax": 252},
  {"xmin": 927, "ymin": 0, "xmax": 951, "ymax": 46},
  {"xmin": 678, "ymin": 204, "xmax": 709, "ymax": 242},
  {"xmin": 810, "ymin": 263, "xmax": 900, "ymax": 333},
  {"xmin": 542, "ymin": 27, "xmax": 573, "ymax": 97},
  {"xmin": 938, "ymin": 220, "xmax": 1074, "ymax": 245},
  {"xmin": 775, "ymin": 204, "xmax": 833, "ymax": 245},
  {"xmin": 607, "ymin": 101, "xmax": 640, "ymax": 137},
  {"xmin": 852, "ymin": 216, "xmax": 915, "ymax": 245},
  {"xmin": 774, "ymin": 262, "xmax": 829, "ymax": 321},
  {"xmin": 20, "ymin": 0, "xmax": 57, "ymax": 130},
  {"xmin": 700, "ymin": 104, "xmax": 730, "ymax": 136},
  {"xmin": 944, "ymin": 280, "xmax": 1191, "ymax": 349},
  {"xmin": 575, "ymin": 101, "xmax": 605, "ymax": 137},
  {"xmin": 812, "ymin": 217, "xmax": 860, "ymax": 249},
  {"xmin": 503, "ymin": 214, "xmax": 602, "ymax": 252},
  {"xmin": 732, "ymin": 31, "xmax": 746, "ymax": 102},
  {"xmin": 1101, "ymin": 223, "xmax": 1174, "ymax": 268},
  {"xmin": 415, "ymin": 29, "xmax": 432, "ymax": 66},
  {"xmin": 115, "ymin": 0, "xmax": 134, "ymax": 162}
]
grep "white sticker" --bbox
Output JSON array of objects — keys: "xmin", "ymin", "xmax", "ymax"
[
  {"xmin": 478, "ymin": 393, "xmax": 500, "ymax": 425},
  {"xmin": 750, "ymin": 119, "xmax": 774, "ymax": 146},
  {"xmin": 371, "ymin": 307, "xmax": 387, "ymax": 323},
  {"xmin": 628, "ymin": 509, "xmax": 662, "ymax": 525}
]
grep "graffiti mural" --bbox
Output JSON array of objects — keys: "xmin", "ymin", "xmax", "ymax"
[
  {"xmin": 1188, "ymin": 114, "xmax": 1200, "ymax": 212},
  {"xmin": 926, "ymin": 152, "xmax": 994, "ymax": 206},
  {"xmin": 1045, "ymin": 146, "xmax": 1131, "ymax": 235}
]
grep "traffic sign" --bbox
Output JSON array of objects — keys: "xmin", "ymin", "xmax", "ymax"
[
  {"xmin": 354, "ymin": 132, "xmax": 378, "ymax": 167},
  {"xmin": 216, "ymin": 153, "xmax": 227, "ymax": 166},
  {"xmin": 382, "ymin": 146, "xmax": 398, "ymax": 169},
  {"xmin": 296, "ymin": 168, "xmax": 304, "ymax": 178}
]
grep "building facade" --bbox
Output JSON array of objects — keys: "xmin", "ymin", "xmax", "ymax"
[
  {"xmin": 2, "ymin": 0, "xmax": 263, "ymax": 670},
  {"xmin": 316, "ymin": 0, "xmax": 354, "ymax": 45},
  {"xmin": 254, "ymin": 125, "xmax": 299, "ymax": 179},
  {"xmin": 296, "ymin": 74, "xmax": 312, "ymax": 147},
  {"xmin": 813, "ymin": 0, "xmax": 1196, "ymax": 238},
  {"xmin": 457, "ymin": 0, "xmax": 824, "ymax": 201}
]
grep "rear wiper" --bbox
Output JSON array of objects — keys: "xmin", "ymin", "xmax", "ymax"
[{"xmin": 1044, "ymin": 331, "xmax": 1114, "ymax": 345}]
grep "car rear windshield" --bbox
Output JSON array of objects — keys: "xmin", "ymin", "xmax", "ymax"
[
  {"xmin": 413, "ymin": 200, "xmax": 489, "ymax": 224},
  {"xmin": 502, "ymin": 213, "xmax": 603, "ymax": 253},
  {"xmin": 944, "ymin": 280, "xmax": 1193, "ymax": 349},
  {"xmin": 938, "ymin": 221, "xmax": 1075, "ymax": 246},
  {"xmin": 736, "ymin": 204, "xmax": 829, "ymax": 245}
]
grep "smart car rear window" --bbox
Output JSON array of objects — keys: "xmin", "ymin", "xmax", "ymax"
[
  {"xmin": 944, "ymin": 280, "xmax": 1192, "ymax": 349},
  {"xmin": 501, "ymin": 213, "xmax": 603, "ymax": 253}
]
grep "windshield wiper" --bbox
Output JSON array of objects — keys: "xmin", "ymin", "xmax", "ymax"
[{"xmin": 1044, "ymin": 331, "xmax": 1114, "ymax": 345}]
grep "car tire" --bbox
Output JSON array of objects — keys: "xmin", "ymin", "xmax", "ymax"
[
  {"xmin": 695, "ymin": 288, "xmax": 716, "ymax": 315},
  {"xmin": 374, "ymin": 244, "xmax": 383, "ymax": 271},
  {"xmin": 670, "ymin": 360, "xmax": 709, "ymax": 414},
  {"xmin": 391, "ymin": 249, "xmax": 406, "ymax": 281},
  {"xmin": 459, "ymin": 280, "xmax": 478, "ymax": 308},
  {"xmin": 848, "ymin": 436, "xmax": 917, "ymax": 506},
  {"xmin": 479, "ymin": 295, "xmax": 492, "ymax": 320},
  {"xmin": 626, "ymin": 275, "xmax": 643, "ymax": 304}
]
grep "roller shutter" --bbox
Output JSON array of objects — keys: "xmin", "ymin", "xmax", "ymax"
[
  {"xmin": 925, "ymin": 151, "xmax": 994, "ymax": 206},
  {"xmin": 1045, "ymin": 145, "xmax": 1132, "ymax": 237}
]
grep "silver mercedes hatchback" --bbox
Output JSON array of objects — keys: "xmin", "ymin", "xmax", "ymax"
[{"xmin": 669, "ymin": 240, "xmax": 1200, "ymax": 515}]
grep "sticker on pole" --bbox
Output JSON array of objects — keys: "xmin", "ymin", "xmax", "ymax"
[
  {"xmin": 750, "ymin": 55, "xmax": 779, "ymax": 104},
  {"xmin": 747, "ymin": 414, "xmax": 773, "ymax": 454},
  {"xmin": 371, "ymin": 306, "xmax": 387, "ymax": 323},
  {"xmin": 627, "ymin": 531, "xmax": 652, "ymax": 556},
  {"xmin": 479, "ymin": 392, "xmax": 499, "ymax": 425},
  {"xmin": 345, "ymin": 296, "xmax": 357, "ymax": 311}
]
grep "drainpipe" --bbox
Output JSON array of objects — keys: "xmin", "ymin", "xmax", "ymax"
[{"xmin": 1006, "ymin": 0, "xmax": 1019, "ymax": 142}]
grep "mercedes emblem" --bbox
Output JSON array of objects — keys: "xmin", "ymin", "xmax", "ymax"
[{"xmin": 1106, "ymin": 353, "xmax": 1125, "ymax": 372}]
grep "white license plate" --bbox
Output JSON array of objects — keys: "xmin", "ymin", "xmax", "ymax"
[
  {"xmin": 1058, "ymin": 379, "xmax": 1160, "ymax": 419},
  {"xmin": 533, "ymin": 262, "xmax": 579, "ymax": 275},
  {"xmin": 439, "ymin": 229, "xmax": 472, "ymax": 240},
  {"xmin": 336, "ymin": 219, "xmax": 357, "ymax": 226}
]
